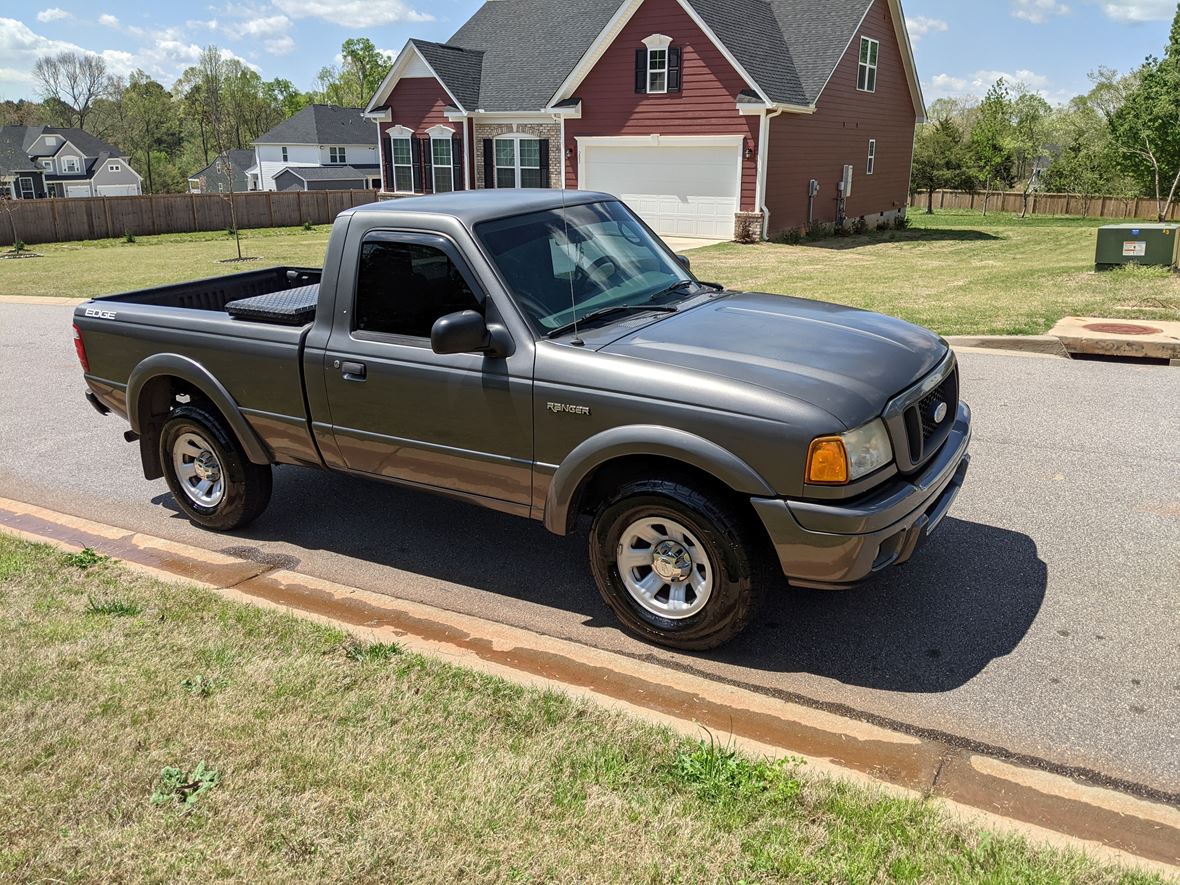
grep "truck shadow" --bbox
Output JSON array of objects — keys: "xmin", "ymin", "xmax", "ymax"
[
  {"xmin": 795, "ymin": 228, "xmax": 1001, "ymax": 251},
  {"xmin": 162, "ymin": 468, "xmax": 1045, "ymax": 695}
]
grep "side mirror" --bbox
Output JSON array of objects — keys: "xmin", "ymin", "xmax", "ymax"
[
  {"xmin": 675, "ymin": 254, "xmax": 692, "ymax": 272},
  {"xmin": 431, "ymin": 310, "xmax": 491, "ymax": 355}
]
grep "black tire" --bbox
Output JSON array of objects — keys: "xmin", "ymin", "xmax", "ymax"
[
  {"xmin": 159, "ymin": 404, "xmax": 272, "ymax": 531},
  {"xmin": 589, "ymin": 479, "xmax": 765, "ymax": 651}
]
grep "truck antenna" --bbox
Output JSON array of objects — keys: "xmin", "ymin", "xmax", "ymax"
[{"xmin": 559, "ymin": 184, "xmax": 584, "ymax": 346}]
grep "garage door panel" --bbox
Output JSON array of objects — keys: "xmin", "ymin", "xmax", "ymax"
[
  {"xmin": 97, "ymin": 185, "xmax": 138, "ymax": 196},
  {"xmin": 583, "ymin": 142, "xmax": 739, "ymax": 239}
]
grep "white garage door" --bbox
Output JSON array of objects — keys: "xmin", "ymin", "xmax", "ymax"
[
  {"xmin": 97, "ymin": 184, "xmax": 138, "ymax": 196},
  {"xmin": 581, "ymin": 140, "xmax": 740, "ymax": 239},
  {"xmin": 67, "ymin": 185, "xmax": 92, "ymax": 198}
]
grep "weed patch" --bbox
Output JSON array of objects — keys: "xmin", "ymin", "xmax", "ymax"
[{"xmin": 151, "ymin": 761, "xmax": 220, "ymax": 812}]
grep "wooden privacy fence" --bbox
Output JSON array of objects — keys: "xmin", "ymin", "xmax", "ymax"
[
  {"xmin": 910, "ymin": 189, "xmax": 1180, "ymax": 220},
  {"xmin": 0, "ymin": 189, "xmax": 379, "ymax": 247}
]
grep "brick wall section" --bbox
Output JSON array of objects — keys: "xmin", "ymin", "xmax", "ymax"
[
  {"xmin": 563, "ymin": 0, "xmax": 759, "ymax": 211},
  {"xmin": 472, "ymin": 122, "xmax": 562, "ymax": 189},
  {"xmin": 764, "ymin": 0, "xmax": 917, "ymax": 236}
]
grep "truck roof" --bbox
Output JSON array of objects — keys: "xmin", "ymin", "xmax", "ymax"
[{"xmin": 348, "ymin": 188, "xmax": 617, "ymax": 225}]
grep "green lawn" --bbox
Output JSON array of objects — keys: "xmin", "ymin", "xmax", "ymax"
[
  {"xmin": 0, "ymin": 534, "xmax": 1162, "ymax": 883},
  {"xmin": 691, "ymin": 211, "xmax": 1180, "ymax": 336},
  {"xmin": 3, "ymin": 211, "xmax": 1179, "ymax": 337}
]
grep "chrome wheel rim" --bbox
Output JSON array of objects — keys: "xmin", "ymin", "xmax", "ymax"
[
  {"xmin": 616, "ymin": 516, "xmax": 713, "ymax": 620},
  {"xmin": 172, "ymin": 431, "xmax": 225, "ymax": 507}
]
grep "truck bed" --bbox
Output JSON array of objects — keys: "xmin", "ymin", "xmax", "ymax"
[{"xmin": 97, "ymin": 266, "xmax": 322, "ymax": 318}]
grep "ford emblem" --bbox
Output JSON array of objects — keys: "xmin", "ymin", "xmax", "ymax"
[{"xmin": 933, "ymin": 402, "xmax": 948, "ymax": 424}]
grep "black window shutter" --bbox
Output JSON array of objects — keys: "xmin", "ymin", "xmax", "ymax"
[
  {"xmin": 420, "ymin": 136, "xmax": 433, "ymax": 194},
  {"xmin": 635, "ymin": 48, "xmax": 648, "ymax": 93},
  {"xmin": 483, "ymin": 139, "xmax": 495, "ymax": 188},
  {"xmin": 410, "ymin": 135, "xmax": 422, "ymax": 192},
  {"xmin": 668, "ymin": 47, "xmax": 682, "ymax": 92},
  {"xmin": 382, "ymin": 136, "xmax": 394, "ymax": 191},
  {"xmin": 538, "ymin": 139, "xmax": 551, "ymax": 188},
  {"xmin": 452, "ymin": 136, "xmax": 464, "ymax": 190}
]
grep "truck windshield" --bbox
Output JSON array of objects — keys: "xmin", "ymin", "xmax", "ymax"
[{"xmin": 475, "ymin": 200, "xmax": 695, "ymax": 335}]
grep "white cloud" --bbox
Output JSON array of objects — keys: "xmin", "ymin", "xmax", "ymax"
[
  {"xmin": 36, "ymin": 8, "xmax": 71, "ymax": 23},
  {"xmin": 1098, "ymin": 0, "xmax": 1176, "ymax": 21},
  {"xmin": 273, "ymin": 0, "xmax": 432, "ymax": 27},
  {"xmin": 906, "ymin": 16, "xmax": 948, "ymax": 42},
  {"xmin": 187, "ymin": 11, "xmax": 294, "ymax": 55},
  {"xmin": 926, "ymin": 68, "xmax": 1071, "ymax": 103},
  {"xmin": 1011, "ymin": 0, "xmax": 1071, "ymax": 22},
  {"xmin": 264, "ymin": 35, "xmax": 295, "ymax": 55},
  {"xmin": 98, "ymin": 13, "xmax": 120, "ymax": 28}
]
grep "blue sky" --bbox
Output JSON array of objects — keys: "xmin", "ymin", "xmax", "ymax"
[{"xmin": 2, "ymin": 0, "xmax": 1178, "ymax": 106}]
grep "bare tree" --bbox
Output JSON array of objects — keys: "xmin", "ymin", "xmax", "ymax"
[
  {"xmin": 33, "ymin": 51, "xmax": 111, "ymax": 130},
  {"xmin": 0, "ymin": 189, "xmax": 24, "ymax": 251}
]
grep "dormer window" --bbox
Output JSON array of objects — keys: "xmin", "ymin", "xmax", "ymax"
[
  {"xmin": 857, "ymin": 38, "xmax": 879, "ymax": 93},
  {"xmin": 636, "ymin": 35, "xmax": 681, "ymax": 95},
  {"xmin": 61, "ymin": 156, "xmax": 80, "ymax": 174}
]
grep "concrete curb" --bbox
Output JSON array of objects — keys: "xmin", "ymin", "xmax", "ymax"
[
  {"xmin": 0, "ymin": 495, "xmax": 1177, "ymax": 880},
  {"xmin": 946, "ymin": 335, "xmax": 1071, "ymax": 358}
]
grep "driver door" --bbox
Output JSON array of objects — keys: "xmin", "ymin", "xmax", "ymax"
[{"xmin": 322, "ymin": 232, "xmax": 534, "ymax": 506}]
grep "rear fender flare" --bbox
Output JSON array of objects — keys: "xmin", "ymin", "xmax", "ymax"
[
  {"xmin": 127, "ymin": 353, "xmax": 271, "ymax": 466},
  {"xmin": 543, "ymin": 425, "xmax": 775, "ymax": 535}
]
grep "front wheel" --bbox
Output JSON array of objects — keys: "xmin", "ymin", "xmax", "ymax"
[
  {"xmin": 160, "ymin": 404, "xmax": 272, "ymax": 531},
  {"xmin": 589, "ymin": 479, "xmax": 765, "ymax": 650}
]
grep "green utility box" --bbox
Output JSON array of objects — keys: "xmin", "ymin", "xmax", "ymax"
[{"xmin": 1095, "ymin": 223, "xmax": 1180, "ymax": 270}]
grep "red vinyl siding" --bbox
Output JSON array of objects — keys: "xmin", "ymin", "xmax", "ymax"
[
  {"xmin": 379, "ymin": 77, "xmax": 460, "ymax": 191},
  {"xmin": 764, "ymin": 0, "xmax": 917, "ymax": 235},
  {"xmin": 565, "ymin": 0, "xmax": 758, "ymax": 210}
]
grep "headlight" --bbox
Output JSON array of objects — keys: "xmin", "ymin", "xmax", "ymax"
[{"xmin": 806, "ymin": 419, "xmax": 893, "ymax": 485}]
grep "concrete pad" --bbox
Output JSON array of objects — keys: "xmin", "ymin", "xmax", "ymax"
[
  {"xmin": 662, "ymin": 236, "xmax": 727, "ymax": 253},
  {"xmin": 947, "ymin": 335, "xmax": 1070, "ymax": 358},
  {"xmin": 1049, "ymin": 316, "xmax": 1180, "ymax": 361}
]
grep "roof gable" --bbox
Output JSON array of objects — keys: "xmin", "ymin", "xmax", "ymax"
[{"xmin": 255, "ymin": 105, "xmax": 376, "ymax": 146}]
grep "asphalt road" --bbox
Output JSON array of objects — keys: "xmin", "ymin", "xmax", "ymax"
[{"xmin": 2, "ymin": 302, "xmax": 1178, "ymax": 796}]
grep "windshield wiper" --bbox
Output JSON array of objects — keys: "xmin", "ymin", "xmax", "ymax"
[
  {"xmin": 647, "ymin": 279, "xmax": 699, "ymax": 304},
  {"xmin": 546, "ymin": 303, "xmax": 678, "ymax": 340}
]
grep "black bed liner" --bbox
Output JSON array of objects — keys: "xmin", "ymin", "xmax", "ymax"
[{"xmin": 225, "ymin": 285, "xmax": 319, "ymax": 326}]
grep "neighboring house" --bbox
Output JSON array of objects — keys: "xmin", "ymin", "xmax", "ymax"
[
  {"xmin": 365, "ymin": 0, "xmax": 923, "ymax": 239},
  {"xmin": 0, "ymin": 126, "xmax": 142, "ymax": 199},
  {"xmin": 188, "ymin": 149, "xmax": 256, "ymax": 193},
  {"xmin": 248, "ymin": 104, "xmax": 381, "ymax": 192}
]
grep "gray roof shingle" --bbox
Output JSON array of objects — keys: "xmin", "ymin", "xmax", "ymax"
[
  {"xmin": 430, "ymin": 0, "xmax": 874, "ymax": 111},
  {"xmin": 254, "ymin": 105, "xmax": 377, "ymax": 146},
  {"xmin": 278, "ymin": 164, "xmax": 380, "ymax": 181},
  {"xmin": 1, "ymin": 125, "xmax": 126, "ymax": 174}
]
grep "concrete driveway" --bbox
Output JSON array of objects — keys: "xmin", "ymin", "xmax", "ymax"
[
  {"xmin": 2, "ymin": 301, "xmax": 1178, "ymax": 798},
  {"xmin": 662, "ymin": 236, "xmax": 727, "ymax": 252}
]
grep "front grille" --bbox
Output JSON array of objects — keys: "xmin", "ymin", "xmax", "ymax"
[{"xmin": 904, "ymin": 366, "xmax": 958, "ymax": 466}]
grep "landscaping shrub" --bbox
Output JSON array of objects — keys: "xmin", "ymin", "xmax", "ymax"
[
  {"xmin": 302, "ymin": 220, "xmax": 314, "ymax": 231},
  {"xmin": 123, "ymin": 231, "xmax": 135, "ymax": 244}
]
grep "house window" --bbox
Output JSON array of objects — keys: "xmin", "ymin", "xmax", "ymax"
[
  {"xmin": 857, "ymin": 38, "xmax": 879, "ymax": 93},
  {"xmin": 62, "ymin": 156, "xmax": 80, "ymax": 174},
  {"xmin": 108, "ymin": 163, "xmax": 121, "ymax": 172},
  {"xmin": 390, "ymin": 137, "xmax": 413, "ymax": 193},
  {"xmin": 18, "ymin": 177, "xmax": 34, "ymax": 198},
  {"xmin": 647, "ymin": 48, "xmax": 668, "ymax": 94},
  {"xmin": 40, "ymin": 159, "xmax": 52, "ymax": 170},
  {"xmin": 495, "ymin": 137, "xmax": 542, "ymax": 189},
  {"xmin": 281, "ymin": 146, "xmax": 288, "ymax": 162},
  {"xmin": 354, "ymin": 240, "xmax": 480, "ymax": 339},
  {"xmin": 432, "ymin": 138, "xmax": 453, "ymax": 193},
  {"xmin": 867, "ymin": 139, "xmax": 876, "ymax": 175},
  {"xmin": 329, "ymin": 146, "xmax": 347, "ymax": 164}
]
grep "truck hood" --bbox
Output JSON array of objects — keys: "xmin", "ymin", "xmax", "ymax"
[{"xmin": 599, "ymin": 291, "xmax": 947, "ymax": 429}]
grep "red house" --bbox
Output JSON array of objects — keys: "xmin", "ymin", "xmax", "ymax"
[{"xmin": 365, "ymin": 0, "xmax": 924, "ymax": 240}]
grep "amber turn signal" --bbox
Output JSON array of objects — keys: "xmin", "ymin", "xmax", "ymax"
[{"xmin": 805, "ymin": 437, "xmax": 849, "ymax": 485}]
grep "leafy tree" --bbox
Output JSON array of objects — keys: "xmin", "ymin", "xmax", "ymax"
[
  {"xmin": 1042, "ymin": 91, "xmax": 1131, "ymax": 214},
  {"xmin": 122, "ymin": 73, "xmax": 182, "ymax": 193},
  {"xmin": 315, "ymin": 38, "xmax": 392, "ymax": 107},
  {"xmin": 911, "ymin": 118, "xmax": 977, "ymax": 213},
  {"xmin": 969, "ymin": 79, "xmax": 1016, "ymax": 214},
  {"xmin": 1109, "ymin": 4, "xmax": 1180, "ymax": 221}
]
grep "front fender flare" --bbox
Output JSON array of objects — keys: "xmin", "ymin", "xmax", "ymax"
[
  {"xmin": 543, "ymin": 425, "xmax": 776, "ymax": 535},
  {"xmin": 127, "ymin": 353, "xmax": 271, "ymax": 466}
]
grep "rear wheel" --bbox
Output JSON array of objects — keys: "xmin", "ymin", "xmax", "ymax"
[
  {"xmin": 590, "ymin": 479, "xmax": 764, "ymax": 650},
  {"xmin": 160, "ymin": 405, "xmax": 272, "ymax": 531}
]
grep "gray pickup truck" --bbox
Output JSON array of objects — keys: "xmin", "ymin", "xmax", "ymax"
[{"xmin": 74, "ymin": 190, "xmax": 970, "ymax": 650}]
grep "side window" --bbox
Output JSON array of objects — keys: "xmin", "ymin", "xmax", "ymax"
[{"xmin": 354, "ymin": 240, "xmax": 480, "ymax": 340}]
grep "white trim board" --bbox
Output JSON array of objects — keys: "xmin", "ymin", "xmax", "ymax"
[{"xmin": 367, "ymin": 40, "xmax": 466, "ymax": 114}]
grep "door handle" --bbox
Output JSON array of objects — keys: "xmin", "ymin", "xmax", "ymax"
[{"xmin": 339, "ymin": 360, "xmax": 366, "ymax": 381}]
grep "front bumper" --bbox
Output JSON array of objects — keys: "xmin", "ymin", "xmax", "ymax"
[{"xmin": 752, "ymin": 402, "xmax": 972, "ymax": 590}]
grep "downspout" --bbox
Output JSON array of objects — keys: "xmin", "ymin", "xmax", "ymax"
[
  {"xmin": 557, "ymin": 114, "xmax": 566, "ymax": 189},
  {"xmin": 757, "ymin": 106, "xmax": 785, "ymax": 239}
]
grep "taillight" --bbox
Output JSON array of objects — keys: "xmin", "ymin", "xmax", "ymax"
[{"xmin": 73, "ymin": 323, "xmax": 90, "ymax": 373}]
